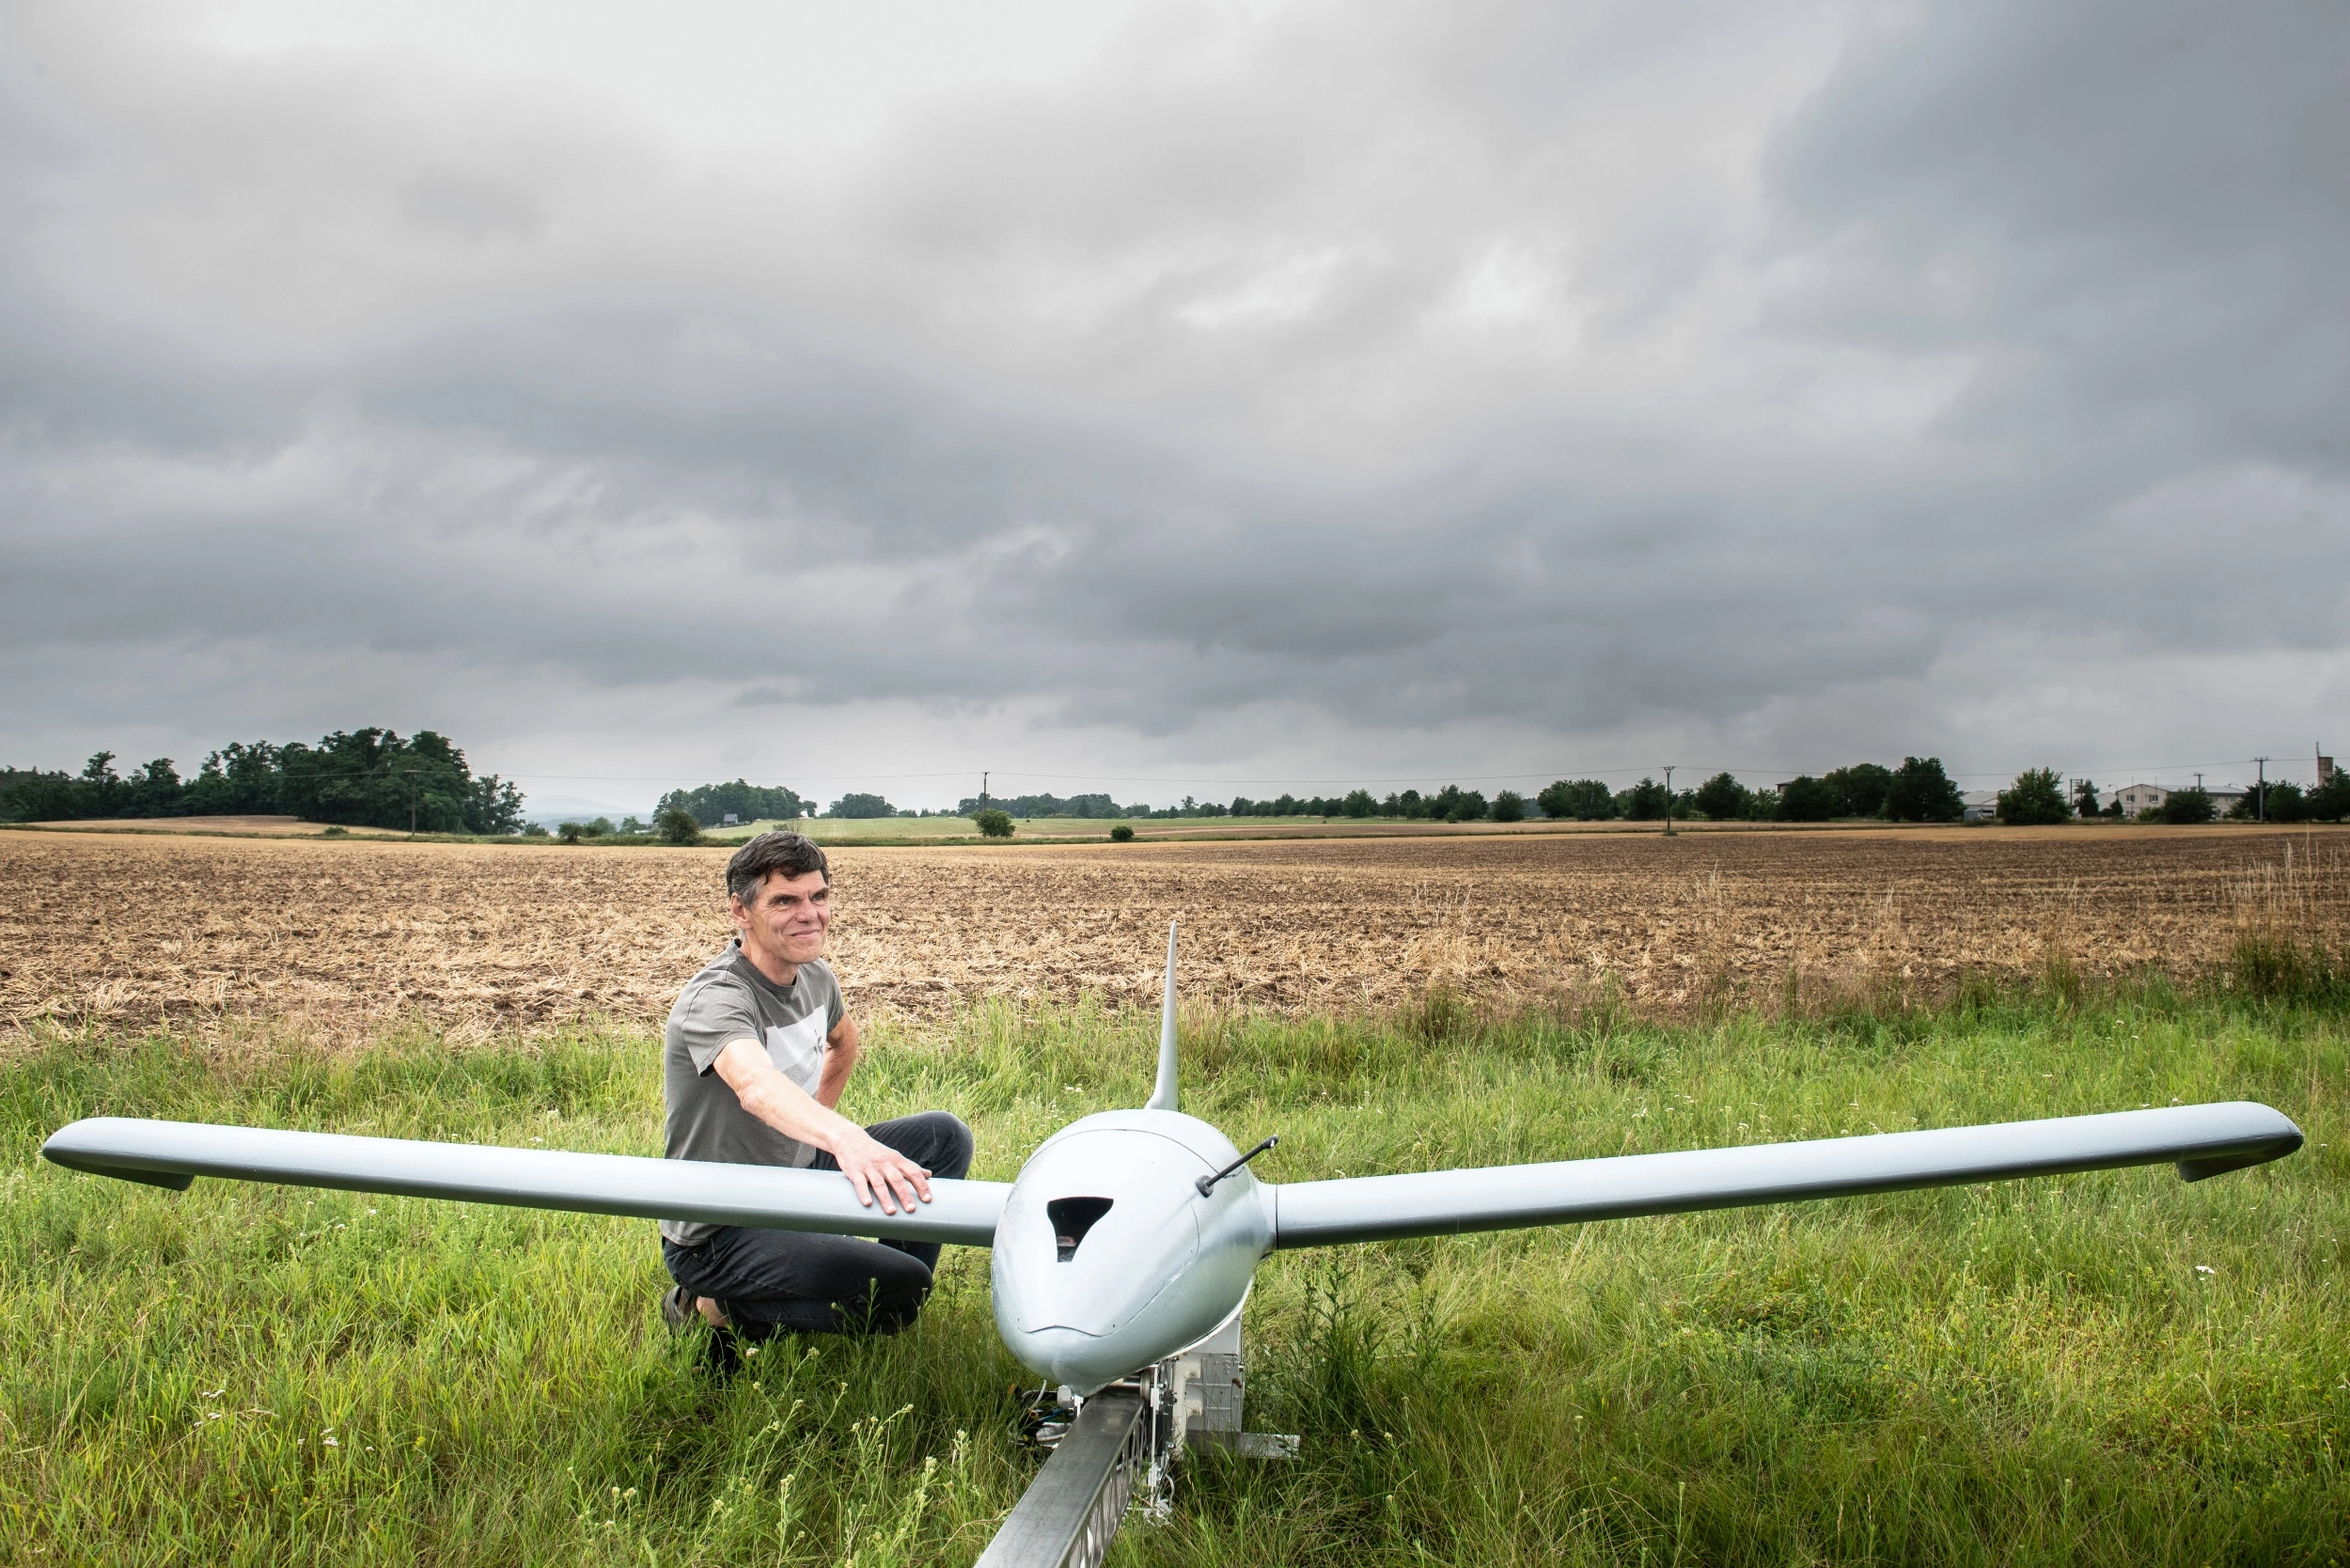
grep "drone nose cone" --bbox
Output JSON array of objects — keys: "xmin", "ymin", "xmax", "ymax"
[
  {"xmin": 990, "ymin": 1111, "xmax": 1277, "ymax": 1392},
  {"xmin": 1002, "ymin": 1325, "xmax": 1117, "ymax": 1390}
]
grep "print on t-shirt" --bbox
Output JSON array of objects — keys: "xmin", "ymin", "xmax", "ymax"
[{"xmin": 763, "ymin": 1009, "xmax": 829, "ymax": 1092}]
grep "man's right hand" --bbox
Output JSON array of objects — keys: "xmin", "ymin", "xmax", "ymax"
[
  {"xmin": 712, "ymin": 1039, "xmax": 936, "ymax": 1215},
  {"xmin": 835, "ymin": 1130, "xmax": 934, "ymax": 1215}
]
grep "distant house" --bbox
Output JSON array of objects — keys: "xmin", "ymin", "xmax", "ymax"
[
  {"xmin": 721, "ymin": 812, "xmax": 740, "ymax": 826},
  {"xmin": 2099, "ymin": 782, "xmax": 2247, "ymax": 818},
  {"xmin": 1961, "ymin": 791, "xmax": 1999, "ymax": 823}
]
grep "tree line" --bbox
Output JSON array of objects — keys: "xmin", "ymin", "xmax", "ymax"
[
  {"xmin": 596, "ymin": 752, "xmax": 2350, "ymax": 840},
  {"xmin": 0, "ymin": 729, "xmax": 525, "ymax": 834},
  {"xmin": 654, "ymin": 779, "xmax": 814, "ymax": 827}
]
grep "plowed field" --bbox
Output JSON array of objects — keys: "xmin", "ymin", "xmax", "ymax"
[{"xmin": 4, "ymin": 824, "xmax": 2343, "ymax": 1040}]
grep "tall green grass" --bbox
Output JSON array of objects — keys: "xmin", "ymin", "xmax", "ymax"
[{"xmin": 4, "ymin": 979, "xmax": 2345, "ymax": 1564}]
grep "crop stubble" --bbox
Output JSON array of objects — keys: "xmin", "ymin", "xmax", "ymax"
[{"xmin": 3, "ymin": 825, "xmax": 2342, "ymax": 1041}]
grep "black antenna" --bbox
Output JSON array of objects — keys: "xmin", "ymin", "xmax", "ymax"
[{"xmin": 1196, "ymin": 1136, "xmax": 1277, "ymax": 1197}]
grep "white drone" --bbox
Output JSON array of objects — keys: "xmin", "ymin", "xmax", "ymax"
[{"xmin": 46, "ymin": 924, "xmax": 2300, "ymax": 1400}]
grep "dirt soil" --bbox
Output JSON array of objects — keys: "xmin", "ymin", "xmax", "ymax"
[
  {"xmin": 3, "ymin": 824, "xmax": 2342, "ymax": 1041},
  {"xmin": 27, "ymin": 815, "xmax": 403, "ymax": 837}
]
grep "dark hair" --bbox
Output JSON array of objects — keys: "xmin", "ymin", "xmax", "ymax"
[{"xmin": 727, "ymin": 832, "xmax": 829, "ymax": 905}]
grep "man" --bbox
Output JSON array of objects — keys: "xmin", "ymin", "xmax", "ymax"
[{"xmin": 660, "ymin": 831, "xmax": 972, "ymax": 1365}]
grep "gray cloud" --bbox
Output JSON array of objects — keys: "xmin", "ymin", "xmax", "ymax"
[{"xmin": 3, "ymin": 1, "xmax": 2345, "ymax": 799}]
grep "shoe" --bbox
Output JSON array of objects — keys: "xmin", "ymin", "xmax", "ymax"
[{"xmin": 661, "ymin": 1284, "xmax": 697, "ymax": 1331}]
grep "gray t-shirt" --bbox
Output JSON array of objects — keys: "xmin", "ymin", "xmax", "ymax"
[{"xmin": 660, "ymin": 939, "xmax": 847, "ymax": 1247}]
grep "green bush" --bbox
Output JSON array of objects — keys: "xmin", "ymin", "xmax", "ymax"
[
  {"xmin": 1109, "ymin": 823, "xmax": 1136, "ymax": 842},
  {"xmin": 1693, "ymin": 772, "xmax": 1749, "ymax": 821},
  {"xmin": 654, "ymin": 807, "xmax": 704, "ymax": 845},
  {"xmin": 1537, "ymin": 778, "xmax": 1616, "ymax": 820},
  {"xmin": 2310, "ymin": 773, "xmax": 2350, "ymax": 822},
  {"xmin": 1489, "ymin": 790, "xmax": 1526, "ymax": 823},
  {"xmin": 1777, "ymin": 776, "xmax": 1836, "ymax": 822},
  {"xmin": 1885, "ymin": 757, "xmax": 1965, "ymax": 822},
  {"xmin": 2248, "ymin": 782, "xmax": 2310, "ymax": 823},
  {"xmin": 1620, "ymin": 777, "xmax": 1670, "ymax": 821},
  {"xmin": 2161, "ymin": 788, "xmax": 2216, "ymax": 824},
  {"xmin": 1824, "ymin": 761, "xmax": 1893, "ymax": 817},
  {"xmin": 1997, "ymin": 767, "xmax": 2071, "ymax": 825},
  {"xmin": 975, "ymin": 808, "xmax": 1014, "ymax": 839}
]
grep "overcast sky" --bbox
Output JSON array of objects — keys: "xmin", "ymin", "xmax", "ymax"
[{"xmin": 4, "ymin": 1, "xmax": 2345, "ymax": 813}]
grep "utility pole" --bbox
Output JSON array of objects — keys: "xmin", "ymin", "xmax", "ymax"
[
  {"xmin": 1662, "ymin": 765, "xmax": 1676, "ymax": 837},
  {"xmin": 980, "ymin": 771, "xmax": 990, "ymax": 816},
  {"xmin": 2254, "ymin": 757, "xmax": 2268, "ymax": 823}
]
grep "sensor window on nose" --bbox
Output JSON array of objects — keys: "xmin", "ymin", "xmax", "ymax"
[{"xmin": 1046, "ymin": 1197, "xmax": 1114, "ymax": 1262}]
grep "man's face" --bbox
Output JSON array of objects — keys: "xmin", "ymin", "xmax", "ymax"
[{"xmin": 732, "ymin": 869, "xmax": 831, "ymax": 967}]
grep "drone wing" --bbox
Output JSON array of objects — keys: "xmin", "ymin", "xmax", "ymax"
[
  {"xmin": 40, "ymin": 1118, "xmax": 1010, "ymax": 1247},
  {"xmin": 1266, "ymin": 1102, "xmax": 2301, "ymax": 1248}
]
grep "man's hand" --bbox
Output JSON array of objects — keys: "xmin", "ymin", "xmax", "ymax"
[{"xmin": 835, "ymin": 1128, "xmax": 933, "ymax": 1215}]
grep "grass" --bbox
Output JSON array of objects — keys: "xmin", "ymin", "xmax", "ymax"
[{"xmin": 4, "ymin": 980, "xmax": 2347, "ymax": 1565}]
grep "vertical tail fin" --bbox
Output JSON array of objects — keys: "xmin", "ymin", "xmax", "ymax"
[{"xmin": 1147, "ymin": 920, "xmax": 1180, "ymax": 1111}]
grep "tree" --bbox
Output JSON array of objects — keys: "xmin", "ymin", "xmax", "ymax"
[
  {"xmin": 1692, "ymin": 772, "xmax": 1749, "ymax": 821},
  {"xmin": 273, "ymin": 728, "xmax": 511, "ymax": 833},
  {"xmin": 975, "ymin": 808, "xmax": 1014, "ymax": 838},
  {"xmin": 1996, "ymin": 767, "xmax": 2071, "ymax": 826},
  {"xmin": 1490, "ymin": 790, "xmax": 1526, "ymax": 823},
  {"xmin": 2309, "ymin": 773, "xmax": 2350, "ymax": 822},
  {"xmin": 1884, "ymin": 757, "xmax": 1965, "ymax": 823},
  {"xmin": 1426, "ymin": 785, "xmax": 1487, "ymax": 822},
  {"xmin": 953, "ymin": 792, "xmax": 1120, "ymax": 819},
  {"xmin": 1775, "ymin": 776, "xmax": 1835, "ymax": 822},
  {"xmin": 2263, "ymin": 781, "xmax": 2310, "ymax": 823},
  {"xmin": 826, "ymin": 792, "xmax": 897, "ymax": 819},
  {"xmin": 2160, "ymin": 787, "xmax": 2215, "ymax": 824},
  {"xmin": 2073, "ymin": 778, "xmax": 2102, "ymax": 818},
  {"xmin": 657, "ymin": 779, "xmax": 810, "ymax": 827},
  {"xmin": 1341, "ymin": 789, "xmax": 1376, "ymax": 818},
  {"xmin": 1620, "ymin": 777, "xmax": 1670, "ymax": 821},
  {"xmin": 1824, "ymin": 762, "xmax": 1894, "ymax": 819},
  {"xmin": 1538, "ymin": 778, "xmax": 1615, "ymax": 821},
  {"xmin": 1109, "ymin": 823, "xmax": 1136, "ymax": 841},
  {"xmin": 655, "ymin": 807, "xmax": 704, "ymax": 844}
]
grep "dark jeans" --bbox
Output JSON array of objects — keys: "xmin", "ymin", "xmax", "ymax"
[{"xmin": 662, "ymin": 1110, "xmax": 974, "ymax": 1339}]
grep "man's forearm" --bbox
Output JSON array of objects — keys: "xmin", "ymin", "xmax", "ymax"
[
  {"xmin": 713, "ymin": 1039, "xmax": 864, "ymax": 1153},
  {"xmin": 710, "ymin": 1033, "xmax": 934, "ymax": 1213}
]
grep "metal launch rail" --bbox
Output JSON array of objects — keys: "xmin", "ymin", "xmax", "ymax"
[{"xmin": 974, "ymin": 1388, "xmax": 1152, "ymax": 1568}]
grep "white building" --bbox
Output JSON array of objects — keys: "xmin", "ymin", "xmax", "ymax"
[
  {"xmin": 2103, "ymin": 783, "xmax": 2169, "ymax": 816},
  {"xmin": 2098, "ymin": 782, "xmax": 2248, "ymax": 818},
  {"xmin": 1961, "ymin": 790, "xmax": 1999, "ymax": 823}
]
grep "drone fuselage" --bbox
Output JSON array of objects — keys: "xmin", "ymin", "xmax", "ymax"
[{"xmin": 990, "ymin": 1108, "xmax": 1272, "ymax": 1391}]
